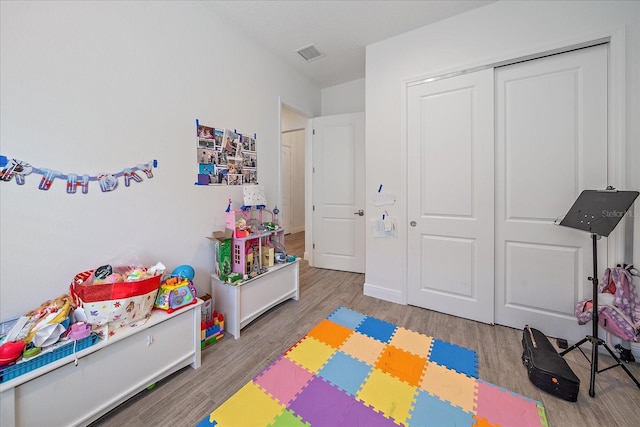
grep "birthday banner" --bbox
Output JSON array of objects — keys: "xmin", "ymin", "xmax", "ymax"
[{"xmin": 0, "ymin": 155, "xmax": 157, "ymax": 194}]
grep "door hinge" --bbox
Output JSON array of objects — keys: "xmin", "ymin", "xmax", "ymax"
[
  {"xmin": 313, "ymin": 205, "xmax": 315, "ymax": 211},
  {"xmin": 313, "ymin": 166, "xmax": 315, "ymax": 173},
  {"xmin": 313, "ymin": 243, "xmax": 315, "ymax": 249},
  {"xmin": 313, "ymin": 129, "xmax": 315, "ymax": 135}
]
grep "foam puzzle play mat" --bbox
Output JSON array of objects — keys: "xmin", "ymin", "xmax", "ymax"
[{"xmin": 198, "ymin": 307, "xmax": 548, "ymax": 427}]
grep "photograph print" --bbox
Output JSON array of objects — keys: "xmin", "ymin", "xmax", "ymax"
[
  {"xmin": 223, "ymin": 129, "xmax": 241, "ymax": 158},
  {"xmin": 241, "ymin": 134, "xmax": 256, "ymax": 153},
  {"xmin": 197, "ymin": 124, "xmax": 215, "ymax": 147}
]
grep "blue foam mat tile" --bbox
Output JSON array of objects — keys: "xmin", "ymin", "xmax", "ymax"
[
  {"xmin": 429, "ymin": 339, "xmax": 478, "ymax": 378},
  {"xmin": 326, "ymin": 306, "xmax": 367, "ymax": 330},
  {"xmin": 317, "ymin": 350, "xmax": 372, "ymax": 396},
  {"xmin": 408, "ymin": 389, "xmax": 474, "ymax": 427},
  {"xmin": 355, "ymin": 316, "xmax": 397, "ymax": 343}
]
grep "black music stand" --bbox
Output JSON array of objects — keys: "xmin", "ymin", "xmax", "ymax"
[{"xmin": 558, "ymin": 188, "xmax": 640, "ymax": 397}]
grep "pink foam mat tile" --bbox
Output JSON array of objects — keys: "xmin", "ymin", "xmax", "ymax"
[
  {"xmin": 475, "ymin": 380, "xmax": 548, "ymax": 427},
  {"xmin": 254, "ymin": 356, "xmax": 316, "ymax": 406}
]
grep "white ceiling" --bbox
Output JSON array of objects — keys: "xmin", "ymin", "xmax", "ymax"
[{"xmin": 206, "ymin": 0, "xmax": 495, "ymax": 89}]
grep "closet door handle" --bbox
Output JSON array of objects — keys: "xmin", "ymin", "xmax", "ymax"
[{"xmin": 354, "ymin": 209, "xmax": 364, "ymax": 216}]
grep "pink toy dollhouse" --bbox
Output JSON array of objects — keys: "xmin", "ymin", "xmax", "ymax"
[{"xmin": 225, "ymin": 200, "xmax": 283, "ymax": 277}]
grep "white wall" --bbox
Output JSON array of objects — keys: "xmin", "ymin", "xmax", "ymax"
[
  {"xmin": 281, "ymin": 106, "xmax": 309, "ymax": 132},
  {"xmin": 321, "ymin": 78, "xmax": 365, "ymax": 116},
  {"xmin": 364, "ymin": 1, "xmax": 640, "ymax": 303},
  {"xmin": 0, "ymin": 1, "xmax": 320, "ymax": 319}
]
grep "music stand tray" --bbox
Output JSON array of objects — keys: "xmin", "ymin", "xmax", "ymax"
[
  {"xmin": 558, "ymin": 188, "xmax": 639, "ymax": 398},
  {"xmin": 559, "ymin": 189, "xmax": 638, "ymax": 237}
]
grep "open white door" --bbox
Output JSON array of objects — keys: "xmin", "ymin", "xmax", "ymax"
[
  {"xmin": 407, "ymin": 69, "xmax": 495, "ymax": 324},
  {"xmin": 312, "ymin": 112, "xmax": 365, "ymax": 273}
]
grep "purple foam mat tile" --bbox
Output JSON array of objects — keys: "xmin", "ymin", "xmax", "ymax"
[{"xmin": 289, "ymin": 376, "xmax": 401, "ymax": 427}]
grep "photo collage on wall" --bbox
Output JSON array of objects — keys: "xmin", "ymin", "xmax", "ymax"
[{"xmin": 196, "ymin": 120, "xmax": 257, "ymax": 186}]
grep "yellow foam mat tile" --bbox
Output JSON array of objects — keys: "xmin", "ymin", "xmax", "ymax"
[
  {"xmin": 339, "ymin": 331, "xmax": 386, "ymax": 365},
  {"xmin": 389, "ymin": 327, "xmax": 433, "ymax": 357},
  {"xmin": 357, "ymin": 368, "xmax": 418, "ymax": 425},
  {"xmin": 419, "ymin": 362, "xmax": 477, "ymax": 413},
  {"xmin": 285, "ymin": 336, "xmax": 336, "ymax": 373},
  {"xmin": 207, "ymin": 382, "xmax": 284, "ymax": 427}
]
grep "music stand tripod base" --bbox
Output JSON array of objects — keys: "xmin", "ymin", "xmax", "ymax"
[{"xmin": 559, "ymin": 189, "xmax": 640, "ymax": 398}]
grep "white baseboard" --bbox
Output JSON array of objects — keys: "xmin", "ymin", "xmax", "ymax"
[{"xmin": 363, "ymin": 282, "xmax": 403, "ymax": 304}]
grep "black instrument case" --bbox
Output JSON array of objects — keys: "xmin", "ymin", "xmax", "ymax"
[{"xmin": 521, "ymin": 325, "xmax": 580, "ymax": 401}]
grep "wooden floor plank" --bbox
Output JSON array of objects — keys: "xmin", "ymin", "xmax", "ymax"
[{"xmin": 91, "ymin": 231, "xmax": 640, "ymax": 427}]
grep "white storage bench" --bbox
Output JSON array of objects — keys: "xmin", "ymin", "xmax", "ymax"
[
  {"xmin": 0, "ymin": 300, "xmax": 202, "ymax": 427},
  {"xmin": 211, "ymin": 260, "xmax": 299, "ymax": 339}
]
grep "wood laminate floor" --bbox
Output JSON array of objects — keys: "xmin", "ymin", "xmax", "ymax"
[{"xmin": 92, "ymin": 232, "xmax": 640, "ymax": 427}]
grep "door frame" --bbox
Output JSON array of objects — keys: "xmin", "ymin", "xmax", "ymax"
[
  {"xmin": 400, "ymin": 28, "xmax": 628, "ymax": 307},
  {"xmin": 278, "ymin": 98, "xmax": 313, "ymax": 261}
]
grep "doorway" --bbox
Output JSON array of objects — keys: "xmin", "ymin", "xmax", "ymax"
[
  {"xmin": 280, "ymin": 105, "xmax": 308, "ymax": 238},
  {"xmin": 281, "ymin": 129, "xmax": 305, "ymax": 235}
]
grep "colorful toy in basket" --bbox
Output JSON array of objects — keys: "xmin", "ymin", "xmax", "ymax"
[
  {"xmin": 70, "ymin": 262, "xmax": 165, "ymax": 333},
  {"xmin": 154, "ymin": 265, "xmax": 198, "ymax": 313},
  {"xmin": 22, "ymin": 294, "xmax": 74, "ymax": 347}
]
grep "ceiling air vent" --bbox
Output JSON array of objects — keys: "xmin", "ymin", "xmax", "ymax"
[{"xmin": 296, "ymin": 44, "xmax": 326, "ymax": 62}]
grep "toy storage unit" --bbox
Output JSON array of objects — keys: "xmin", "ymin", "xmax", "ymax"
[
  {"xmin": 212, "ymin": 259, "xmax": 299, "ymax": 339},
  {"xmin": 0, "ymin": 300, "xmax": 202, "ymax": 427}
]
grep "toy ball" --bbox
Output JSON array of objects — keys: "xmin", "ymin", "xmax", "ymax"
[
  {"xmin": 171, "ymin": 264, "xmax": 195, "ymax": 280},
  {"xmin": 0, "ymin": 341, "xmax": 26, "ymax": 365}
]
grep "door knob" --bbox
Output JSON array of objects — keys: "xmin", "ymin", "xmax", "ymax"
[
  {"xmin": 410, "ymin": 221, "xmax": 417, "ymax": 227},
  {"xmin": 354, "ymin": 209, "xmax": 364, "ymax": 216}
]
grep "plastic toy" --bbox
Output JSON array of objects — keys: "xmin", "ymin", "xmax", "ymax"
[
  {"xmin": 154, "ymin": 277, "xmax": 198, "ymax": 313},
  {"xmin": 262, "ymin": 240, "xmax": 274, "ymax": 267},
  {"xmin": 22, "ymin": 343, "xmax": 41, "ymax": 359},
  {"xmin": 171, "ymin": 265, "xmax": 195, "ymax": 281},
  {"xmin": 224, "ymin": 200, "xmax": 284, "ymax": 277},
  {"xmin": 68, "ymin": 322, "xmax": 91, "ymax": 340},
  {"xmin": 226, "ymin": 273, "xmax": 243, "ymax": 284},
  {"xmin": 201, "ymin": 310, "xmax": 225, "ymax": 349},
  {"xmin": 0, "ymin": 341, "xmax": 25, "ymax": 365}
]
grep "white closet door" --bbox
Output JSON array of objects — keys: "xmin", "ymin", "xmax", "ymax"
[
  {"xmin": 407, "ymin": 69, "xmax": 495, "ymax": 324},
  {"xmin": 495, "ymin": 44, "xmax": 608, "ymax": 342}
]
